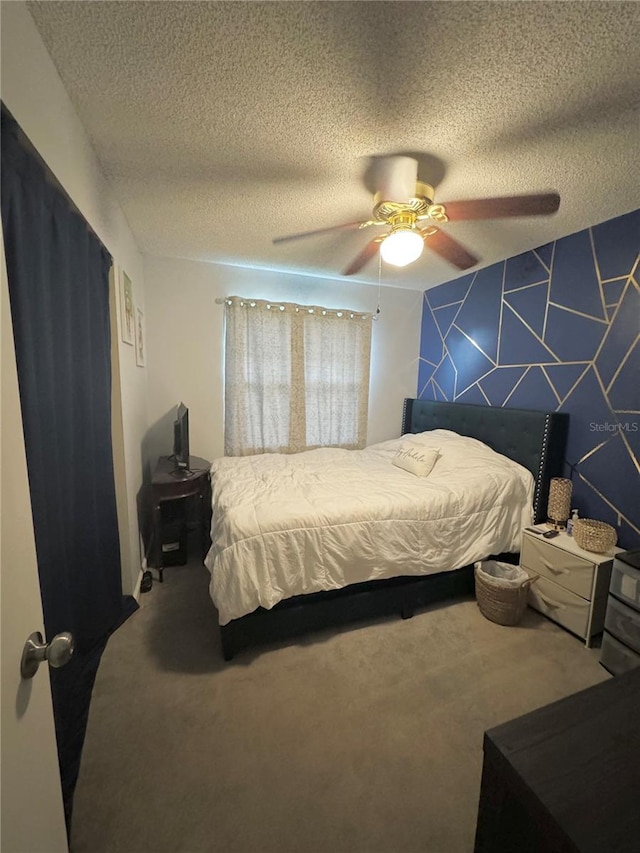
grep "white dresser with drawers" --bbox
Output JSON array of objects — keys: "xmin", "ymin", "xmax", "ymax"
[
  {"xmin": 601, "ymin": 550, "xmax": 640, "ymax": 675},
  {"xmin": 520, "ymin": 527, "xmax": 621, "ymax": 647}
]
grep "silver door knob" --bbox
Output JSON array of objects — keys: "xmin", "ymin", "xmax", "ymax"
[{"xmin": 20, "ymin": 631, "xmax": 75, "ymax": 679}]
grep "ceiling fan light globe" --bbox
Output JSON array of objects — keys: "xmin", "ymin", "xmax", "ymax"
[{"xmin": 380, "ymin": 229, "xmax": 424, "ymax": 267}]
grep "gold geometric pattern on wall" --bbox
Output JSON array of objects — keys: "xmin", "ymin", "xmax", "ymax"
[{"xmin": 418, "ymin": 210, "xmax": 640, "ymax": 547}]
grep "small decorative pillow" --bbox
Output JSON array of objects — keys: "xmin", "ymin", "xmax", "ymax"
[{"xmin": 392, "ymin": 446, "xmax": 439, "ymax": 477}]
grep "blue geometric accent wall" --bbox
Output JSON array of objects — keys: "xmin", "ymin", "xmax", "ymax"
[{"xmin": 418, "ymin": 209, "xmax": 640, "ymax": 549}]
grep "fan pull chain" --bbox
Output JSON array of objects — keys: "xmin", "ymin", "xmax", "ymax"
[{"xmin": 374, "ymin": 252, "xmax": 382, "ymax": 319}]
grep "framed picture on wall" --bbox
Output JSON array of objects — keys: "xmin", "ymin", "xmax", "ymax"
[
  {"xmin": 135, "ymin": 306, "xmax": 146, "ymax": 367},
  {"xmin": 120, "ymin": 269, "xmax": 135, "ymax": 345}
]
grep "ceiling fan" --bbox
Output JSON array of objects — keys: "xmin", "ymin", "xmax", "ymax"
[{"xmin": 273, "ymin": 156, "xmax": 560, "ymax": 276}]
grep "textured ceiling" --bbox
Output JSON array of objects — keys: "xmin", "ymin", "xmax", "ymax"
[{"xmin": 27, "ymin": 1, "xmax": 640, "ymax": 291}]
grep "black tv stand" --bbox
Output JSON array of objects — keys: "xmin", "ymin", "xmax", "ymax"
[
  {"xmin": 170, "ymin": 467, "xmax": 192, "ymax": 479},
  {"xmin": 167, "ymin": 453, "xmax": 192, "ymax": 478},
  {"xmin": 150, "ymin": 455, "xmax": 211, "ymax": 581}
]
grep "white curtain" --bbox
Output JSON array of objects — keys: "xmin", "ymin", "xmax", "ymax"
[{"xmin": 224, "ymin": 297, "xmax": 372, "ymax": 456}]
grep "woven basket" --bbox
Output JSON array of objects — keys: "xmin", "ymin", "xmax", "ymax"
[
  {"xmin": 474, "ymin": 564, "xmax": 534, "ymax": 627},
  {"xmin": 573, "ymin": 518, "xmax": 617, "ymax": 553}
]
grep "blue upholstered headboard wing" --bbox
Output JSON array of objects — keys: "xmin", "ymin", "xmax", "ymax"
[{"xmin": 401, "ymin": 399, "xmax": 568, "ymax": 525}]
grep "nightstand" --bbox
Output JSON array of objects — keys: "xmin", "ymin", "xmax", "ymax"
[
  {"xmin": 520, "ymin": 528, "xmax": 622, "ymax": 647},
  {"xmin": 150, "ymin": 455, "xmax": 211, "ymax": 581}
]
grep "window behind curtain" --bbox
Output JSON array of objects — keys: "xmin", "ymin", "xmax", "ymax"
[{"xmin": 224, "ymin": 298, "xmax": 372, "ymax": 456}]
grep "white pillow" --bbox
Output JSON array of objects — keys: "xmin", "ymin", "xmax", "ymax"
[{"xmin": 392, "ymin": 446, "xmax": 439, "ymax": 477}]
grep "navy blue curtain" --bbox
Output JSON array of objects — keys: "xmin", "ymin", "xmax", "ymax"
[{"xmin": 1, "ymin": 106, "xmax": 137, "ymax": 829}]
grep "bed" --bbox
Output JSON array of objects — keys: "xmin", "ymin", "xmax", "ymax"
[{"xmin": 206, "ymin": 399, "xmax": 568, "ymax": 660}]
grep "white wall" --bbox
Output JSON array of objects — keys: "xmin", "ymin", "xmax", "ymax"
[
  {"xmin": 143, "ymin": 256, "xmax": 422, "ymax": 464},
  {"xmin": 1, "ymin": 2, "xmax": 147, "ymax": 596}
]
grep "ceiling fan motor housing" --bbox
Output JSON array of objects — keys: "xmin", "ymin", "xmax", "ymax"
[
  {"xmin": 388, "ymin": 210, "xmax": 417, "ymax": 233},
  {"xmin": 373, "ymin": 181, "xmax": 437, "ymax": 225}
]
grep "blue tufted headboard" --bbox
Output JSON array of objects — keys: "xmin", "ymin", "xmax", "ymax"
[{"xmin": 401, "ymin": 399, "xmax": 568, "ymax": 525}]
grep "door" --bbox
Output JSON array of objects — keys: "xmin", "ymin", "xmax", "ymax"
[{"xmin": 1, "ymin": 229, "xmax": 68, "ymax": 851}]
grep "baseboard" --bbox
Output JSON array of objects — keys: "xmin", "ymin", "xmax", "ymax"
[{"xmin": 132, "ymin": 560, "xmax": 145, "ymax": 602}]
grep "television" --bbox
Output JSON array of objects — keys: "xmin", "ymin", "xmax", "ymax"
[{"xmin": 172, "ymin": 402, "xmax": 190, "ymax": 472}]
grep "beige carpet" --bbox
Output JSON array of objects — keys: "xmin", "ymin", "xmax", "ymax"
[{"xmin": 71, "ymin": 553, "xmax": 608, "ymax": 853}]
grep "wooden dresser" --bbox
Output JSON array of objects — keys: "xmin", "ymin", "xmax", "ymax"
[{"xmin": 474, "ymin": 668, "xmax": 640, "ymax": 852}]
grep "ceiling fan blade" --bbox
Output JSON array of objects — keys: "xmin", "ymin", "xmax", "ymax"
[
  {"xmin": 273, "ymin": 220, "xmax": 374, "ymax": 244},
  {"xmin": 440, "ymin": 193, "xmax": 560, "ymax": 222},
  {"xmin": 425, "ymin": 227, "xmax": 479, "ymax": 270},
  {"xmin": 342, "ymin": 238, "xmax": 384, "ymax": 276}
]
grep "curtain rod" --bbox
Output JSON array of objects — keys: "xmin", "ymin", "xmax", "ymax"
[{"xmin": 215, "ymin": 296, "xmax": 372, "ymax": 320}]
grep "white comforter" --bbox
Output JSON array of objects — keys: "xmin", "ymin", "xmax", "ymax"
[{"xmin": 205, "ymin": 430, "xmax": 534, "ymax": 624}]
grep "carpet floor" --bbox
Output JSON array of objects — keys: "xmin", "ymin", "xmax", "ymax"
[{"xmin": 70, "ymin": 554, "xmax": 608, "ymax": 853}]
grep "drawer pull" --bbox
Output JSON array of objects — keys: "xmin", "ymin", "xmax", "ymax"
[
  {"xmin": 537, "ymin": 591, "xmax": 566, "ymax": 610},
  {"xmin": 542, "ymin": 560, "xmax": 569, "ymax": 575}
]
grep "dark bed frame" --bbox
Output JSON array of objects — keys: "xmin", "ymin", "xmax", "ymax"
[{"xmin": 219, "ymin": 399, "xmax": 568, "ymax": 660}]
